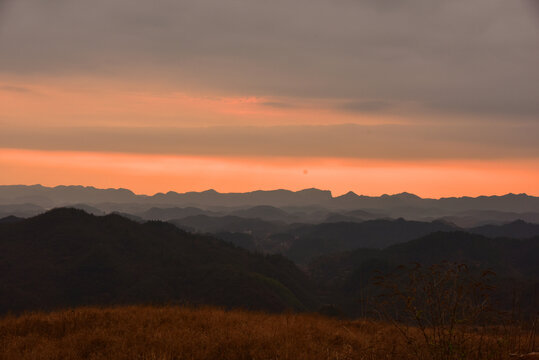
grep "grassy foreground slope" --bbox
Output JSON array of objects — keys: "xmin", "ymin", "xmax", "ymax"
[
  {"xmin": 1, "ymin": 305, "xmax": 535, "ymax": 360},
  {"xmin": 0, "ymin": 306, "xmax": 369, "ymax": 360}
]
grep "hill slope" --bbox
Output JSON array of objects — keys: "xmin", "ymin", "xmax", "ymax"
[
  {"xmin": 309, "ymin": 231, "xmax": 539, "ymax": 314},
  {"xmin": 284, "ymin": 219, "xmax": 458, "ymax": 263},
  {"xmin": 0, "ymin": 208, "xmax": 318, "ymax": 314},
  {"xmin": 470, "ymin": 220, "xmax": 539, "ymax": 239}
]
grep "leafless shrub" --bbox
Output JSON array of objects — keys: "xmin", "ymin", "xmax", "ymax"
[{"xmin": 372, "ymin": 261, "xmax": 537, "ymax": 360}]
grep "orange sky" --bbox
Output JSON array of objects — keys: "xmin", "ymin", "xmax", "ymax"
[
  {"xmin": 1, "ymin": 148, "xmax": 537, "ymax": 198},
  {"xmin": 1, "ymin": 80, "xmax": 538, "ymax": 197},
  {"xmin": 1, "ymin": 0, "xmax": 538, "ymax": 198},
  {"xmin": 0, "ymin": 77, "xmax": 408, "ymax": 127}
]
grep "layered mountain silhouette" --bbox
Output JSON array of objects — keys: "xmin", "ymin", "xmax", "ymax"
[
  {"xmin": 169, "ymin": 216, "xmax": 539, "ymax": 263},
  {"xmin": 439, "ymin": 210, "xmax": 539, "ymax": 227},
  {"xmin": 283, "ymin": 219, "xmax": 459, "ymax": 263},
  {"xmin": 1, "ymin": 185, "xmax": 538, "ymax": 216},
  {"xmin": 0, "ymin": 208, "xmax": 318, "ymax": 314},
  {"xmin": 0, "ymin": 215, "xmax": 23, "ymax": 224},
  {"xmin": 469, "ymin": 220, "xmax": 539, "ymax": 239},
  {"xmin": 1, "ymin": 185, "xmax": 538, "ymax": 316},
  {"xmin": 1, "ymin": 208, "xmax": 538, "ymax": 317},
  {"xmin": 2, "ymin": 202, "xmax": 538, "ymax": 268}
]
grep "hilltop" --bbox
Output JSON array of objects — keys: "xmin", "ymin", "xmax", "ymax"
[{"xmin": 0, "ymin": 208, "xmax": 318, "ymax": 314}]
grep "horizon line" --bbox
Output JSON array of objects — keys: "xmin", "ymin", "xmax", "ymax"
[{"xmin": 0, "ymin": 183, "xmax": 534, "ymax": 200}]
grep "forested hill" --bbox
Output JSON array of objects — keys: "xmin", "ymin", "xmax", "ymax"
[
  {"xmin": 0, "ymin": 208, "xmax": 318, "ymax": 314},
  {"xmin": 308, "ymin": 231, "xmax": 539, "ymax": 315}
]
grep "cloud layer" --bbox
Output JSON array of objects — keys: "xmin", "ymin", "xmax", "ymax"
[
  {"xmin": 1, "ymin": 0, "xmax": 538, "ymax": 121},
  {"xmin": 1, "ymin": 124, "xmax": 537, "ymax": 159}
]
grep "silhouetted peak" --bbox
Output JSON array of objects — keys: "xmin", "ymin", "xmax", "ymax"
[
  {"xmin": 393, "ymin": 192, "xmax": 421, "ymax": 199},
  {"xmin": 180, "ymin": 189, "xmax": 219, "ymax": 195},
  {"xmin": 509, "ymin": 219, "xmax": 528, "ymax": 225},
  {"xmin": 251, "ymin": 189, "xmax": 289, "ymax": 194},
  {"xmin": 113, "ymin": 187, "xmax": 136, "ymax": 195},
  {"xmin": 202, "ymin": 189, "xmax": 219, "ymax": 194},
  {"xmin": 297, "ymin": 188, "xmax": 329, "ymax": 194},
  {"xmin": 295, "ymin": 188, "xmax": 332, "ymax": 200},
  {"xmin": 23, "ymin": 184, "xmax": 46, "ymax": 189},
  {"xmin": 36, "ymin": 207, "xmax": 93, "ymax": 219},
  {"xmin": 0, "ymin": 215, "xmax": 23, "ymax": 224},
  {"xmin": 339, "ymin": 191, "xmax": 359, "ymax": 199},
  {"xmin": 503, "ymin": 193, "xmax": 529, "ymax": 198},
  {"xmin": 34, "ymin": 207, "xmax": 129, "ymax": 223},
  {"xmin": 49, "ymin": 185, "xmax": 135, "ymax": 195}
]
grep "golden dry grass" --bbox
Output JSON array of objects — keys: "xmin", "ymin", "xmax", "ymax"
[{"xmin": 0, "ymin": 305, "xmax": 535, "ymax": 360}]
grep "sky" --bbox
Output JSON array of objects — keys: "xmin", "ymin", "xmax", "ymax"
[{"xmin": 1, "ymin": 0, "xmax": 538, "ymax": 197}]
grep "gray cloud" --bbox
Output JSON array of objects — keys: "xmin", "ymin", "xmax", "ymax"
[
  {"xmin": 1, "ymin": 123, "xmax": 537, "ymax": 159},
  {"xmin": 260, "ymin": 101, "xmax": 295, "ymax": 109},
  {"xmin": 526, "ymin": 0, "xmax": 539, "ymax": 17},
  {"xmin": 0, "ymin": 0, "xmax": 13, "ymax": 27},
  {"xmin": 0, "ymin": 0, "xmax": 538, "ymax": 120},
  {"xmin": 339, "ymin": 100, "xmax": 392, "ymax": 113},
  {"xmin": 0, "ymin": 85, "xmax": 33, "ymax": 93}
]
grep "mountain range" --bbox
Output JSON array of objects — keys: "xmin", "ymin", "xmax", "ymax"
[
  {"xmin": 1, "ymin": 185, "xmax": 538, "ymax": 215},
  {"xmin": 169, "ymin": 215, "xmax": 539, "ymax": 263}
]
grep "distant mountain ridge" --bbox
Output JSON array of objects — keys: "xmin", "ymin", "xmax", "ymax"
[
  {"xmin": 1, "ymin": 185, "xmax": 538, "ymax": 213},
  {"xmin": 167, "ymin": 215, "xmax": 539, "ymax": 263},
  {"xmin": 284, "ymin": 219, "xmax": 459, "ymax": 263},
  {"xmin": 469, "ymin": 220, "xmax": 539, "ymax": 239}
]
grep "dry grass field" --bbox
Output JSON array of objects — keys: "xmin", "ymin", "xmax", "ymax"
[{"xmin": 0, "ymin": 305, "xmax": 536, "ymax": 360}]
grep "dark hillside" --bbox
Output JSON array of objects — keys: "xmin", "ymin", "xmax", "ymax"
[
  {"xmin": 0, "ymin": 216, "xmax": 23, "ymax": 224},
  {"xmin": 284, "ymin": 219, "xmax": 458, "ymax": 263},
  {"xmin": 469, "ymin": 220, "xmax": 539, "ymax": 239},
  {"xmin": 0, "ymin": 208, "xmax": 318, "ymax": 314},
  {"xmin": 309, "ymin": 231, "xmax": 539, "ymax": 315}
]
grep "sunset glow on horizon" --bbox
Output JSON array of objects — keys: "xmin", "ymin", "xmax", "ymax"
[{"xmin": 1, "ymin": 148, "xmax": 537, "ymax": 198}]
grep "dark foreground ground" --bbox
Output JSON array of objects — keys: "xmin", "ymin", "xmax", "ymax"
[{"xmin": 0, "ymin": 305, "xmax": 536, "ymax": 360}]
